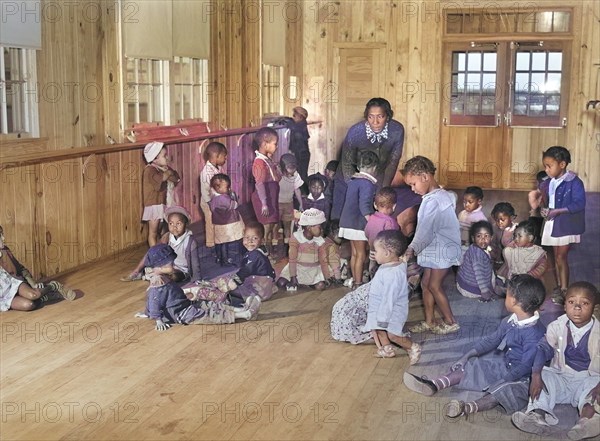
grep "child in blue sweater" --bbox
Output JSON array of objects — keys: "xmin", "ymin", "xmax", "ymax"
[{"xmin": 404, "ymin": 274, "xmax": 546, "ymax": 417}]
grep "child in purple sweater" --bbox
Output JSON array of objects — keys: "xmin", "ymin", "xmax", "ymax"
[{"xmin": 364, "ymin": 187, "xmax": 400, "ymax": 278}]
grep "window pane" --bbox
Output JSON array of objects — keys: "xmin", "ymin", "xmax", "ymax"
[
  {"xmin": 515, "ymin": 73, "xmax": 530, "ymax": 91},
  {"xmin": 546, "ymin": 73, "xmax": 561, "ymax": 93},
  {"xmin": 467, "ymin": 73, "xmax": 481, "ymax": 91},
  {"xmin": 531, "ymin": 52, "xmax": 546, "ymax": 70},
  {"xmin": 529, "ymin": 95, "xmax": 545, "ymax": 116},
  {"xmin": 482, "ymin": 95, "xmax": 496, "ymax": 115},
  {"xmin": 457, "ymin": 52, "xmax": 466, "ymax": 71},
  {"xmin": 516, "ymin": 52, "xmax": 530, "ymax": 70},
  {"xmin": 483, "ymin": 52, "xmax": 496, "ymax": 71},
  {"xmin": 548, "ymin": 52, "xmax": 562, "ymax": 70},
  {"xmin": 456, "ymin": 73, "xmax": 465, "ymax": 91},
  {"xmin": 553, "ymin": 12, "xmax": 570, "ymax": 32},
  {"xmin": 514, "ymin": 94, "xmax": 528, "ymax": 115},
  {"xmin": 530, "ymin": 73, "xmax": 546, "ymax": 92},
  {"xmin": 482, "ymin": 73, "xmax": 496, "ymax": 92},
  {"xmin": 467, "ymin": 52, "xmax": 481, "ymax": 70},
  {"xmin": 465, "ymin": 98, "xmax": 480, "ymax": 115},
  {"xmin": 451, "ymin": 95, "xmax": 464, "ymax": 115},
  {"xmin": 546, "ymin": 95, "xmax": 560, "ymax": 115}
]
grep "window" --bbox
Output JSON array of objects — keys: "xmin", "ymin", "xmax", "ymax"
[
  {"xmin": 125, "ymin": 58, "xmax": 170, "ymax": 127},
  {"xmin": 0, "ymin": 46, "xmax": 39, "ymax": 136},
  {"xmin": 262, "ymin": 64, "xmax": 283, "ymax": 115},
  {"xmin": 172, "ymin": 57, "xmax": 209, "ymax": 122}
]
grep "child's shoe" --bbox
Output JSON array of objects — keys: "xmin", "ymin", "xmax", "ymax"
[
  {"xmin": 511, "ymin": 411, "xmax": 551, "ymax": 435},
  {"xmin": 244, "ymin": 295, "xmax": 261, "ymax": 321},
  {"xmin": 407, "ymin": 342, "xmax": 422, "ymax": 365},
  {"xmin": 408, "ymin": 321, "xmax": 432, "ymax": 333},
  {"xmin": 343, "ymin": 277, "xmax": 354, "ymax": 288},
  {"xmin": 403, "ymin": 372, "xmax": 438, "ymax": 396},
  {"xmin": 567, "ymin": 415, "xmax": 600, "ymax": 440},
  {"xmin": 374, "ymin": 344, "xmax": 395, "ymax": 358},
  {"xmin": 431, "ymin": 322, "xmax": 460, "ymax": 335},
  {"xmin": 446, "ymin": 400, "xmax": 466, "ymax": 418},
  {"xmin": 46, "ymin": 281, "xmax": 76, "ymax": 301}
]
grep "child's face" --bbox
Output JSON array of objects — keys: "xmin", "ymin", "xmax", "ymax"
[
  {"xmin": 303, "ymin": 224, "xmax": 323, "ymax": 240},
  {"xmin": 283, "ymin": 164, "xmax": 297, "ymax": 177},
  {"xmin": 324, "ymin": 169, "xmax": 335, "ymax": 179},
  {"xmin": 261, "ymin": 137, "xmax": 278, "ymax": 157},
  {"xmin": 213, "ymin": 179, "xmax": 229, "ymax": 195},
  {"xmin": 472, "ymin": 228, "xmax": 492, "ymax": 250},
  {"xmin": 564, "ymin": 288, "xmax": 596, "ymax": 327},
  {"xmin": 404, "ymin": 173, "xmax": 429, "ymax": 196},
  {"xmin": 243, "ymin": 228, "xmax": 263, "ymax": 252},
  {"xmin": 167, "ymin": 213, "xmax": 187, "ymax": 237},
  {"xmin": 463, "ymin": 194, "xmax": 482, "ymax": 213},
  {"xmin": 372, "ymin": 240, "xmax": 394, "ymax": 265},
  {"xmin": 154, "ymin": 148, "xmax": 168, "ymax": 167},
  {"xmin": 542, "ymin": 156, "xmax": 567, "ymax": 179},
  {"xmin": 214, "ymin": 152, "xmax": 227, "ymax": 167},
  {"xmin": 309, "ymin": 181, "xmax": 324, "ymax": 199},
  {"xmin": 504, "ymin": 290, "xmax": 516, "ymax": 313},
  {"xmin": 494, "ymin": 212, "xmax": 514, "ymax": 230},
  {"xmin": 513, "ymin": 229, "xmax": 532, "ymax": 248}
]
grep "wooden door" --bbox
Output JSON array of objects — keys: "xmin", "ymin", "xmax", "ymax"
[{"xmin": 332, "ymin": 44, "xmax": 385, "ymax": 154}]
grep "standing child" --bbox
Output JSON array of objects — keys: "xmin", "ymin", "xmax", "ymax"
[
  {"xmin": 199, "ymin": 142, "xmax": 228, "ymax": 249},
  {"xmin": 121, "ymin": 206, "xmax": 202, "ymax": 283},
  {"xmin": 364, "ymin": 187, "xmax": 400, "ymax": 277},
  {"xmin": 321, "ymin": 160, "xmax": 339, "ymax": 203},
  {"xmin": 404, "ymin": 274, "xmax": 547, "ymax": 418},
  {"xmin": 208, "ymin": 174, "xmax": 244, "ymax": 266},
  {"xmin": 277, "ymin": 208, "xmax": 330, "ymax": 291},
  {"xmin": 339, "ymin": 150, "xmax": 379, "ymax": 289},
  {"xmin": 490, "ymin": 202, "xmax": 517, "ymax": 275},
  {"xmin": 512, "ymin": 282, "xmax": 599, "ymax": 440},
  {"xmin": 288, "ymin": 106, "xmax": 311, "ymax": 189},
  {"xmin": 537, "ymin": 146, "xmax": 586, "ymax": 304},
  {"xmin": 135, "ymin": 244, "xmax": 261, "ymax": 331},
  {"xmin": 363, "ymin": 230, "xmax": 421, "ymax": 363},
  {"xmin": 302, "ymin": 174, "xmax": 331, "ymax": 222},
  {"xmin": 456, "ymin": 221, "xmax": 498, "ymax": 301},
  {"xmin": 403, "ymin": 156, "xmax": 461, "ymax": 334},
  {"xmin": 458, "ymin": 186, "xmax": 488, "ymax": 253},
  {"xmin": 278, "ymin": 153, "xmax": 304, "ymax": 249},
  {"xmin": 503, "ymin": 220, "xmax": 547, "ymax": 280},
  {"xmin": 251, "ymin": 127, "xmax": 282, "ymax": 257},
  {"xmin": 528, "ymin": 170, "xmax": 549, "ymax": 244}
]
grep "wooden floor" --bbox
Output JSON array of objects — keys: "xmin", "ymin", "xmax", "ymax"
[{"xmin": 1, "ymin": 245, "xmax": 582, "ymax": 441}]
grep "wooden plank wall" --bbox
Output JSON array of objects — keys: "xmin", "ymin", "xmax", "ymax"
[{"xmin": 301, "ymin": 0, "xmax": 600, "ymax": 190}]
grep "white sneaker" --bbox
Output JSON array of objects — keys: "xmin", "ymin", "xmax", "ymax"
[{"xmin": 343, "ymin": 277, "xmax": 354, "ymax": 288}]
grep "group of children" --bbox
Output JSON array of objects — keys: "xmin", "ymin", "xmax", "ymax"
[{"xmin": 1, "ymin": 127, "xmax": 597, "ymax": 439}]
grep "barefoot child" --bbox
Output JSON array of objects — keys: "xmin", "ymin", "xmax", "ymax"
[
  {"xmin": 199, "ymin": 142, "xmax": 228, "ymax": 249},
  {"xmin": 209, "ymin": 174, "xmax": 244, "ymax": 266}
]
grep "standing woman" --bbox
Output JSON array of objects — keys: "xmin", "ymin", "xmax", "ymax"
[{"xmin": 331, "ymin": 98, "xmax": 418, "ymax": 230}]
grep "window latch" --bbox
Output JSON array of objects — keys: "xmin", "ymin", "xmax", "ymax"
[{"xmin": 562, "ymin": 117, "xmax": 567, "ymax": 127}]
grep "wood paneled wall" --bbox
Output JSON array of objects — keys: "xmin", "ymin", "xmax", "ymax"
[
  {"xmin": 0, "ymin": 0, "xmax": 597, "ymax": 279},
  {"xmin": 301, "ymin": 0, "xmax": 600, "ymax": 189}
]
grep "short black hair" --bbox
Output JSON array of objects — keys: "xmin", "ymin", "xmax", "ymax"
[
  {"xmin": 514, "ymin": 219, "xmax": 536, "ymax": 242},
  {"xmin": 254, "ymin": 127, "xmax": 278, "ymax": 149},
  {"xmin": 542, "ymin": 146, "xmax": 571, "ymax": 165},
  {"xmin": 374, "ymin": 230, "xmax": 407, "ymax": 257},
  {"xmin": 363, "ymin": 97, "xmax": 394, "ymax": 121},
  {"xmin": 464, "ymin": 186, "xmax": 484, "ymax": 200},
  {"xmin": 210, "ymin": 173, "xmax": 231, "ymax": 190},
  {"xmin": 244, "ymin": 221, "xmax": 265, "ymax": 238},
  {"xmin": 507, "ymin": 274, "xmax": 546, "ymax": 314},
  {"xmin": 402, "ymin": 156, "xmax": 436, "ymax": 176},
  {"xmin": 375, "ymin": 187, "xmax": 397, "ymax": 209},
  {"xmin": 203, "ymin": 142, "xmax": 227, "ymax": 162},
  {"xmin": 536, "ymin": 170, "xmax": 549, "ymax": 184},
  {"xmin": 325, "ymin": 160, "xmax": 339, "ymax": 172},
  {"xmin": 469, "ymin": 220, "xmax": 493, "ymax": 243},
  {"xmin": 358, "ymin": 150, "xmax": 379, "ymax": 170},
  {"xmin": 491, "ymin": 202, "xmax": 516, "ymax": 219},
  {"xmin": 307, "ymin": 174, "xmax": 326, "ymax": 188},
  {"xmin": 566, "ymin": 281, "xmax": 600, "ymax": 306}
]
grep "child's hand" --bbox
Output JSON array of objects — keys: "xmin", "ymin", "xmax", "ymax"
[
  {"xmin": 261, "ymin": 205, "xmax": 270, "ymax": 217},
  {"xmin": 155, "ymin": 319, "xmax": 171, "ymax": 331},
  {"xmin": 586, "ymin": 381, "xmax": 600, "ymax": 405},
  {"xmin": 545, "ymin": 208, "xmax": 566, "ymax": 220},
  {"xmin": 405, "ymin": 248, "xmax": 415, "ymax": 260},
  {"xmin": 529, "ymin": 372, "xmax": 547, "ymax": 401}
]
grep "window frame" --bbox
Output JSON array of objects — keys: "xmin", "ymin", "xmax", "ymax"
[
  {"xmin": 124, "ymin": 57, "xmax": 171, "ymax": 127},
  {"xmin": 261, "ymin": 64, "xmax": 284, "ymax": 116},
  {"xmin": 171, "ymin": 56, "xmax": 210, "ymax": 123},
  {"xmin": 0, "ymin": 46, "xmax": 39, "ymax": 137}
]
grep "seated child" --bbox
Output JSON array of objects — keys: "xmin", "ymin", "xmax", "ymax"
[
  {"xmin": 0, "ymin": 224, "xmax": 75, "ymax": 305},
  {"xmin": 208, "ymin": 173, "xmax": 244, "ymax": 266},
  {"xmin": 363, "ymin": 230, "xmax": 421, "ymax": 364},
  {"xmin": 277, "ymin": 208, "xmax": 329, "ymax": 291},
  {"xmin": 456, "ymin": 220, "xmax": 499, "ymax": 302},
  {"xmin": 135, "ymin": 244, "xmax": 261, "ymax": 331},
  {"xmin": 278, "ymin": 153, "xmax": 304, "ymax": 249},
  {"xmin": 321, "ymin": 223, "xmax": 343, "ymax": 285},
  {"xmin": 490, "ymin": 202, "xmax": 517, "ymax": 274},
  {"xmin": 1, "ymin": 267, "xmax": 63, "ymax": 311},
  {"xmin": 121, "ymin": 206, "xmax": 201, "ymax": 283},
  {"xmin": 404, "ymin": 274, "xmax": 547, "ymax": 417},
  {"xmin": 512, "ymin": 281, "xmax": 599, "ymax": 440},
  {"xmin": 458, "ymin": 186, "xmax": 488, "ymax": 253},
  {"xmin": 504, "ymin": 220, "xmax": 547, "ymax": 280},
  {"xmin": 364, "ymin": 187, "xmax": 400, "ymax": 278},
  {"xmin": 302, "ymin": 174, "xmax": 331, "ymax": 222}
]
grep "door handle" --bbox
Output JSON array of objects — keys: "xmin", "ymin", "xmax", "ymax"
[
  {"xmin": 504, "ymin": 112, "xmax": 512, "ymax": 127},
  {"xmin": 496, "ymin": 113, "xmax": 502, "ymax": 127}
]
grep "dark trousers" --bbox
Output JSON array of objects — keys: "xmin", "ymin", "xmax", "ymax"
[{"xmin": 215, "ymin": 240, "xmax": 243, "ymax": 266}]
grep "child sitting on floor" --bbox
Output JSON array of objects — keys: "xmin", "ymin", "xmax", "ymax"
[
  {"xmin": 458, "ymin": 186, "xmax": 488, "ymax": 253},
  {"xmin": 302, "ymin": 174, "xmax": 331, "ymax": 223},
  {"xmin": 490, "ymin": 202, "xmax": 517, "ymax": 275},
  {"xmin": 363, "ymin": 230, "xmax": 421, "ymax": 364},
  {"xmin": 404, "ymin": 274, "xmax": 546, "ymax": 418},
  {"xmin": 503, "ymin": 220, "xmax": 547, "ymax": 280},
  {"xmin": 135, "ymin": 244, "xmax": 261, "ymax": 331},
  {"xmin": 277, "ymin": 208, "xmax": 330, "ymax": 291},
  {"xmin": 0, "ymin": 225, "xmax": 76, "ymax": 306},
  {"xmin": 208, "ymin": 173, "xmax": 244, "ymax": 266},
  {"xmin": 456, "ymin": 221, "xmax": 499, "ymax": 302},
  {"xmin": 512, "ymin": 281, "xmax": 599, "ymax": 440},
  {"xmin": 121, "ymin": 206, "xmax": 202, "ymax": 283}
]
